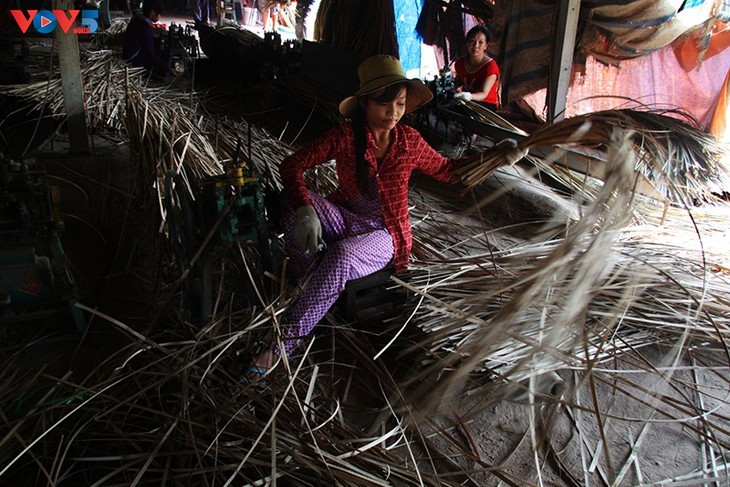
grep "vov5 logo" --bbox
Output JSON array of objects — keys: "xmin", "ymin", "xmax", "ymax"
[{"xmin": 10, "ymin": 9, "xmax": 98, "ymax": 34}]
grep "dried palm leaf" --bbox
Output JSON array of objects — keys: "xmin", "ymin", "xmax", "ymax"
[{"xmin": 456, "ymin": 108, "xmax": 730, "ymax": 204}]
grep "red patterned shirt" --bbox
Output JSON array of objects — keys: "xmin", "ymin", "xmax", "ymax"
[{"xmin": 281, "ymin": 122, "xmax": 458, "ymax": 274}]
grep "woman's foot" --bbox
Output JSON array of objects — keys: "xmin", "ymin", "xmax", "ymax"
[{"xmin": 247, "ymin": 348, "xmax": 276, "ymax": 379}]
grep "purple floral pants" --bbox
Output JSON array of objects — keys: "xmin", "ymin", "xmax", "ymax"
[{"xmin": 277, "ymin": 190, "xmax": 394, "ymax": 356}]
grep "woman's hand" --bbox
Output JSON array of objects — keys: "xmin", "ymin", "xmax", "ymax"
[
  {"xmin": 293, "ymin": 206, "xmax": 324, "ymax": 253},
  {"xmin": 496, "ymin": 138, "xmax": 529, "ymax": 166}
]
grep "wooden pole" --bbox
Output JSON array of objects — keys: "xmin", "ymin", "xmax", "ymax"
[
  {"xmin": 54, "ymin": 0, "xmax": 90, "ymax": 154},
  {"xmin": 547, "ymin": 0, "xmax": 580, "ymax": 123}
]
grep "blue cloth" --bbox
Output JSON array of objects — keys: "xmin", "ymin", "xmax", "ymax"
[
  {"xmin": 394, "ymin": 0, "xmax": 422, "ymax": 74},
  {"xmin": 122, "ymin": 14, "xmax": 168, "ymax": 74}
]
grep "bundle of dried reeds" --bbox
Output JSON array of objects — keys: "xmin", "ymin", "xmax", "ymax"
[
  {"xmin": 4, "ymin": 162, "xmax": 728, "ymax": 485},
  {"xmin": 88, "ymin": 17, "xmax": 130, "ymax": 49},
  {"xmin": 0, "ymin": 300, "xmax": 456, "ymax": 485},
  {"xmin": 455, "ymin": 108, "xmax": 730, "ymax": 204},
  {"xmin": 455, "ymin": 100, "xmax": 529, "ymax": 136}
]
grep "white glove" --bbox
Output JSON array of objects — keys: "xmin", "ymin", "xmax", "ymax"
[
  {"xmin": 497, "ymin": 138, "xmax": 529, "ymax": 166},
  {"xmin": 292, "ymin": 205, "xmax": 324, "ymax": 253},
  {"xmin": 454, "ymin": 91, "xmax": 472, "ymax": 101}
]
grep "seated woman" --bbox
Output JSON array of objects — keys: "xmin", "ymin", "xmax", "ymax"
[
  {"xmin": 250, "ymin": 54, "xmax": 526, "ymax": 375},
  {"xmin": 452, "ymin": 24, "xmax": 500, "ymax": 111},
  {"xmin": 122, "ymin": 0, "xmax": 177, "ymax": 78}
]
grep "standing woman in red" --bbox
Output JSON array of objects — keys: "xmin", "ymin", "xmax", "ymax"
[{"xmin": 452, "ymin": 24, "xmax": 500, "ymax": 111}]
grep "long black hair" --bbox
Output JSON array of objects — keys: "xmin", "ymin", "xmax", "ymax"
[{"xmin": 352, "ymin": 82, "xmax": 408, "ymax": 198}]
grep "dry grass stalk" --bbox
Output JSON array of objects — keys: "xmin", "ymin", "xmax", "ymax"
[
  {"xmin": 0, "ymin": 50, "xmax": 192, "ymax": 135},
  {"xmin": 405, "ymin": 129, "xmax": 643, "ymax": 400}
]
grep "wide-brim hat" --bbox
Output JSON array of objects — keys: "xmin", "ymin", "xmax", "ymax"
[{"xmin": 338, "ymin": 54, "xmax": 433, "ymax": 118}]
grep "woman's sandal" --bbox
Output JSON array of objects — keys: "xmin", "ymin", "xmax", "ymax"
[
  {"xmin": 248, "ymin": 366, "xmax": 268, "ymax": 376},
  {"xmin": 243, "ymin": 365, "xmax": 269, "ymax": 383},
  {"xmin": 244, "ymin": 351, "xmax": 279, "ymax": 382}
]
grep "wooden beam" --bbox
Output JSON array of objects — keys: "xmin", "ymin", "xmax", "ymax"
[
  {"xmin": 54, "ymin": 0, "xmax": 90, "ymax": 154},
  {"xmin": 548, "ymin": 0, "xmax": 580, "ymax": 123}
]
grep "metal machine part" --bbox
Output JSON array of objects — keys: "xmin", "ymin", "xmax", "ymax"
[
  {"xmin": 0, "ymin": 27, "xmax": 30, "ymax": 85},
  {"xmin": 419, "ymin": 67, "xmax": 528, "ymax": 147},
  {"xmin": 163, "ymin": 137, "xmax": 273, "ymax": 325},
  {"xmin": 155, "ymin": 22, "xmax": 200, "ymax": 76},
  {"xmin": 0, "ymin": 155, "xmax": 85, "ymax": 330},
  {"xmin": 425, "ymin": 66, "xmax": 457, "ymax": 106},
  {"xmin": 195, "ymin": 23, "xmax": 301, "ymax": 82},
  {"xmin": 200, "ymin": 137, "xmax": 271, "ymax": 269},
  {"xmin": 259, "ymin": 30, "xmax": 302, "ymax": 81},
  {"xmin": 210, "ymin": 163, "xmax": 267, "ymax": 245}
]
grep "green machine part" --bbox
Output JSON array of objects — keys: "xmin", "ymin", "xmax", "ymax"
[{"xmin": 214, "ymin": 162, "xmax": 268, "ymax": 244}]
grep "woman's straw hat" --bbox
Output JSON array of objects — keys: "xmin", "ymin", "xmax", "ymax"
[{"xmin": 338, "ymin": 55, "xmax": 433, "ymax": 118}]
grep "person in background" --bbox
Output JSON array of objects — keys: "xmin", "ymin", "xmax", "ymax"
[
  {"xmin": 250, "ymin": 54, "xmax": 526, "ymax": 375},
  {"xmin": 260, "ymin": 0, "xmax": 280, "ymax": 31},
  {"xmin": 193, "ymin": 0, "xmax": 210, "ymax": 24},
  {"xmin": 122, "ymin": 0, "xmax": 178, "ymax": 77},
  {"xmin": 452, "ymin": 24, "xmax": 499, "ymax": 111}
]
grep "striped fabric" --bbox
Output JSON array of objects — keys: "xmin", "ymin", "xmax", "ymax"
[{"xmin": 499, "ymin": 1, "xmax": 556, "ymax": 107}]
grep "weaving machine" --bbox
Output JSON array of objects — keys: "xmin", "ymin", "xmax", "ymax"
[
  {"xmin": 154, "ymin": 21, "xmax": 199, "ymax": 76},
  {"xmin": 164, "ymin": 134, "xmax": 274, "ymax": 325},
  {"xmin": 0, "ymin": 154, "xmax": 85, "ymax": 330}
]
